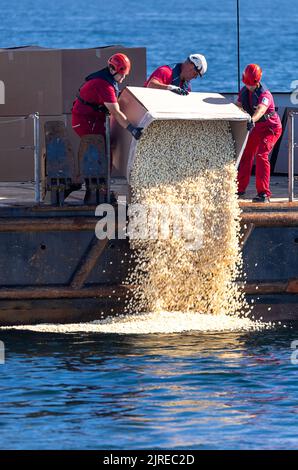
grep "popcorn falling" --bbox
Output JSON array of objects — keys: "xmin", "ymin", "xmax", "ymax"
[{"xmin": 125, "ymin": 120, "xmax": 250, "ymax": 317}]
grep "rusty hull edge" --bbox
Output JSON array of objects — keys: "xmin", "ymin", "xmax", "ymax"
[
  {"xmin": 0, "ymin": 292, "xmax": 297, "ymax": 326},
  {"xmin": 245, "ymin": 294, "xmax": 298, "ymax": 322},
  {"xmin": 0, "ymin": 296, "xmax": 126, "ymax": 326},
  {"xmin": 0, "ymin": 205, "xmax": 298, "ymax": 325}
]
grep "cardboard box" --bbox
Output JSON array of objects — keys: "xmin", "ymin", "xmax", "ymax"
[
  {"xmin": 0, "ymin": 114, "xmax": 80, "ymax": 181},
  {"xmin": 62, "ymin": 46, "xmax": 147, "ymax": 114},
  {"xmin": 0, "ymin": 45, "xmax": 147, "ymax": 181},
  {"xmin": 0, "ymin": 45, "xmax": 147, "ymax": 116},
  {"xmin": 0, "ymin": 47, "xmax": 62, "ymax": 116}
]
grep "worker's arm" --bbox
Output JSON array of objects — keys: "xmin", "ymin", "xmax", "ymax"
[
  {"xmin": 235, "ymin": 100, "xmax": 267, "ymax": 120},
  {"xmin": 245, "ymin": 104, "xmax": 268, "ymax": 131},
  {"xmin": 251, "ymin": 104, "xmax": 267, "ymax": 123},
  {"xmin": 147, "ymin": 78, "xmax": 188, "ymax": 95},
  {"xmin": 147, "ymin": 78, "xmax": 170, "ymax": 90},
  {"xmin": 104, "ymin": 102, "xmax": 129, "ymax": 129},
  {"xmin": 104, "ymin": 102, "xmax": 143, "ymax": 140}
]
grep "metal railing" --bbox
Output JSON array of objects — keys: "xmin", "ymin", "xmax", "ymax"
[
  {"xmin": 0, "ymin": 112, "xmax": 114, "ymax": 206},
  {"xmin": 32, "ymin": 112, "xmax": 40, "ymax": 204},
  {"xmin": 0, "ymin": 112, "xmax": 41, "ymax": 204},
  {"xmin": 105, "ymin": 114, "xmax": 111, "ymax": 204},
  {"xmin": 1, "ymin": 110, "xmax": 296, "ymax": 204},
  {"xmin": 288, "ymin": 111, "xmax": 298, "ymax": 202}
]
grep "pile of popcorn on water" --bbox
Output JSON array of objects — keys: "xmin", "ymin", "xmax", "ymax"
[{"xmin": 125, "ymin": 119, "xmax": 250, "ymax": 318}]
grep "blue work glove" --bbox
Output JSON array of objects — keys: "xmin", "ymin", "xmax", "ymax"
[
  {"xmin": 247, "ymin": 119, "xmax": 255, "ymax": 132},
  {"xmin": 127, "ymin": 124, "xmax": 143, "ymax": 140},
  {"xmin": 168, "ymin": 85, "xmax": 189, "ymax": 96}
]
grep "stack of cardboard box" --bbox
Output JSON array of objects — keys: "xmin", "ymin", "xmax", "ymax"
[{"xmin": 0, "ymin": 45, "xmax": 147, "ymax": 181}]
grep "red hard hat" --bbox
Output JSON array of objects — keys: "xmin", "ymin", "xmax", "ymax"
[
  {"xmin": 108, "ymin": 53, "xmax": 131, "ymax": 75},
  {"xmin": 242, "ymin": 64, "xmax": 262, "ymax": 86}
]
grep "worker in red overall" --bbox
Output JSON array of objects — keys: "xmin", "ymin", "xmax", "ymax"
[
  {"xmin": 69, "ymin": 53, "xmax": 143, "ymax": 202},
  {"xmin": 236, "ymin": 64, "xmax": 282, "ymax": 202},
  {"xmin": 144, "ymin": 54, "xmax": 208, "ymax": 95},
  {"xmin": 72, "ymin": 53, "xmax": 143, "ymax": 140}
]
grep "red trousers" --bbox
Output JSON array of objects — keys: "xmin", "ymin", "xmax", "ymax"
[
  {"xmin": 71, "ymin": 112, "xmax": 114, "ymax": 169},
  {"xmin": 72, "ymin": 112, "xmax": 105, "ymax": 137},
  {"xmin": 237, "ymin": 125, "xmax": 282, "ymax": 197}
]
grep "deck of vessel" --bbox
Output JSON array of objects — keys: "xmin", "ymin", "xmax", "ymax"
[{"xmin": 0, "ymin": 176, "xmax": 296, "ymax": 207}]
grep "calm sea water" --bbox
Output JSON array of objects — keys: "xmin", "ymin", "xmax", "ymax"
[
  {"xmin": 0, "ymin": 0, "xmax": 297, "ymax": 91},
  {"xmin": 0, "ymin": 325, "xmax": 298, "ymax": 450},
  {"xmin": 0, "ymin": 0, "xmax": 298, "ymax": 450}
]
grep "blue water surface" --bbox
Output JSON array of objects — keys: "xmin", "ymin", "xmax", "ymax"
[
  {"xmin": 0, "ymin": 326, "xmax": 298, "ymax": 450},
  {"xmin": 0, "ymin": 0, "xmax": 297, "ymax": 91}
]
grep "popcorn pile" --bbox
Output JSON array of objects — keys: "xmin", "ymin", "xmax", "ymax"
[{"xmin": 125, "ymin": 119, "xmax": 250, "ymax": 317}]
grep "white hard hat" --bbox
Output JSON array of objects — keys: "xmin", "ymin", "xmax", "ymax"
[{"xmin": 188, "ymin": 54, "xmax": 208, "ymax": 76}]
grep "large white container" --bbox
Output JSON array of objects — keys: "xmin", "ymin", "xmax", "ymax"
[{"xmin": 111, "ymin": 87, "xmax": 250, "ymax": 180}]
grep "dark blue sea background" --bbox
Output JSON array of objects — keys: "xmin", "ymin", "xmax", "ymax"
[
  {"xmin": 0, "ymin": 0, "xmax": 297, "ymax": 92},
  {"xmin": 0, "ymin": 0, "xmax": 298, "ymax": 450}
]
